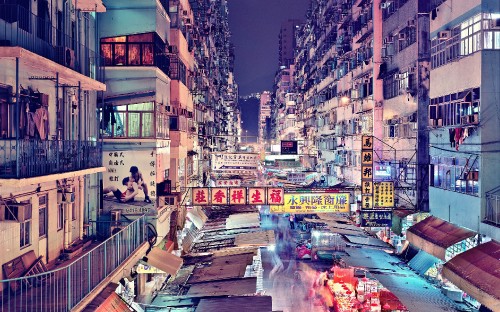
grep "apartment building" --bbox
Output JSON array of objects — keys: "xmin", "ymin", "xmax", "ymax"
[
  {"xmin": 0, "ymin": 0, "xmax": 145, "ymax": 310},
  {"xmin": 258, "ymin": 91, "xmax": 272, "ymax": 144},
  {"xmin": 428, "ymin": 0, "xmax": 500, "ymax": 241}
]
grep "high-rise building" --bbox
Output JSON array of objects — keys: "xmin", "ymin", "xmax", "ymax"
[
  {"xmin": 258, "ymin": 91, "xmax": 272, "ymax": 143},
  {"xmin": 279, "ymin": 19, "xmax": 302, "ymax": 67}
]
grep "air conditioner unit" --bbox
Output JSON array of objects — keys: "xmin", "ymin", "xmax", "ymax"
[
  {"xmin": 460, "ymin": 115, "xmax": 469, "ymax": 125},
  {"xmin": 438, "ymin": 31, "xmax": 451, "ymax": 40},
  {"xmin": 57, "ymin": 191, "xmax": 75, "ymax": 204},
  {"xmin": 1, "ymin": 203, "xmax": 31, "ymax": 222},
  {"xmin": 55, "ymin": 47, "xmax": 75, "ymax": 69},
  {"xmin": 168, "ymin": 45, "xmax": 178, "ymax": 54},
  {"xmin": 468, "ymin": 113, "xmax": 479, "ymax": 124},
  {"xmin": 490, "ymin": 18, "xmax": 500, "ymax": 29},
  {"xmin": 380, "ymin": 2, "xmax": 391, "ymax": 9}
]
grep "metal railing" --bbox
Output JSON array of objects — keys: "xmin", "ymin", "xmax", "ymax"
[
  {"xmin": 0, "ymin": 139, "xmax": 102, "ymax": 179},
  {"xmin": 0, "ymin": 4, "xmax": 104, "ymax": 82},
  {"xmin": 485, "ymin": 187, "xmax": 500, "ymax": 226},
  {"xmin": 0, "ymin": 216, "xmax": 148, "ymax": 312}
]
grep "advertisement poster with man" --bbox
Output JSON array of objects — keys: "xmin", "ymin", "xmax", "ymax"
[{"xmin": 103, "ymin": 149, "xmax": 158, "ymax": 205}]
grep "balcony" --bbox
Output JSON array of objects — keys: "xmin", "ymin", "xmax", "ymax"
[
  {"xmin": 0, "ymin": 216, "xmax": 148, "ymax": 311},
  {"xmin": 0, "ymin": 4, "xmax": 104, "ymax": 82},
  {"xmin": 0, "ymin": 140, "xmax": 102, "ymax": 179}
]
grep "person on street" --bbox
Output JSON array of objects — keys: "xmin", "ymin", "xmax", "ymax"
[{"xmin": 289, "ymin": 214, "xmax": 295, "ymax": 229}]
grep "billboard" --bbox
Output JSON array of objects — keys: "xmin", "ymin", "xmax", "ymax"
[
  {"xmin": 270, "ymin": 193, "xmax": 350, "ymax": 214},
  {"xmin": 191, "ymin": 187, "xmax": 284, "ymax": 205},
  {"xmin": 103, "ymin": 149, "xmax": 157, "ymax": 202},
  {"xmin": 280, "ymin": 140, "xmax": 298, "ymax": 155},
  {"xmin": 211, "ymin": 153, "xmax": 259, "ymax": 171}
]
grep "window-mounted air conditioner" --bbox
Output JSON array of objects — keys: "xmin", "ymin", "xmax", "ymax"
[
  {"xmin": 0, "ymin": 203, "xmax": 32, "ymax": 222},
  {"xmin": 57, "ymin": 191, "xmax": 75, "ymax": 204},
  {"xmin": 438, "ymin": 30, "xmax": 451, "ymax": 40}
]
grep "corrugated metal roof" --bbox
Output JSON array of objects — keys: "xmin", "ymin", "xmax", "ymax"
[
  {"xmin": 234, "ymin": 230, "xmax": 276, "ymax": 247},
  {"xmin": 188, "ymin": 263, "xmax": 248, "ymax": 284},
  {"xmin": 195, "ymin": 296, "xmax": 273, "ymax": 312},
  {"xmin": 186, "ymin": 277, "xmax": 257, "ymax": 297}
]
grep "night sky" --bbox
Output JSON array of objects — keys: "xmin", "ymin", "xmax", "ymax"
[{"xmin": 227, "ymin": 0, "xmax": 309, "ymax": 138}]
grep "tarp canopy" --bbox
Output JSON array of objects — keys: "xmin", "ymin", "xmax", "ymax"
[
  {"xmin": 442, "ymin": 241, "xmax": 500, "ymax": 312},
  {"xmin": 145, "ymin": 247, "xmax": 183, "ymax": 276},
  {"xmin": 406, "ymin": 216, "xmax": 476, "ymax": 260}
]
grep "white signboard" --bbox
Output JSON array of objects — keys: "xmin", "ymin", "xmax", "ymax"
[
  {"xmin": 287, "ymin": 172, "xmax": 306, "ymax": 183},
  {"xmin": 211, "ymin": 153, "xmax": 259, "ymax": 171},
  {"xmin": 103, "ymin": 149, "xmax": 157, "ymax": 201}
]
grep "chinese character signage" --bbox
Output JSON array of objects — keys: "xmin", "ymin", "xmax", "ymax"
[
  {"xmin": 229, "ymin": 188, "xmax": 246, "ymax": 205},
  {"xmin": 373, "ymin": 182, "xmax": 394, "ymax": 208},
  {"xmin": 280, "ymin": 140, "xmax": 298, "ymax": 155},
  {"xmin": 192, "ymin": 188, "xmax": 209, "ymax": 205},
  {"xmin": 215, "ymin": 179, "xmax": 242, "ymax": 187},
  {"xmin": 191, "ymin": 187, "xmax": 284, "ymax": 205},
  {"xmin": 248, "ymin": 187, "xmax": 266, "ymax": 205},
  {"xmin": 267, "ymin": 188, "xmax": 284, "ymax": 205},
  {"xmin": 361, "ymin": 135, "xmax": 374, "ymax": 209},
  {"xmin": 211, "ymin": 153, "xmax": 259, "ymax": 171},
  {"xmin": 360, "ymin": 210, "xmax": 393, "ymax": 227},
  {"xmin": 269, "ymin": 193, "xmax": 350, "ymax": 214},
  {"xmin": 211, "ymin": 188, "xmax": 228, "ymax": 205},
  {"xmin": 103, "ymin": 148, "xmax": 159, "ymax": 202}
]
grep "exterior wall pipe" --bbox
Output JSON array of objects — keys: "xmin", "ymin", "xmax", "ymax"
[
  {"xmin": 15, "ymin": 57, "xmax": 20, "ymax": 177},
  {"xmin": 372, "ymin": 0, "xmax": 384, "ymax": 162}
]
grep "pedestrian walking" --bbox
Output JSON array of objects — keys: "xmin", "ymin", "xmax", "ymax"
[{"xmin": 289, "ymin": 214, "xmax": 295, "ymax": 229}]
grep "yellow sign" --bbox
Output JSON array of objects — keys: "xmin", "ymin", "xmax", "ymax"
[
  {"xmin": 362, "ymin": 195, "xmax": 373, "ymax": 209},
  {"xmin": 361, "ymin": 181, "xmax": 373, "ymax": 195},
  {"xmin": 373, "ymin": 182, "xmax": 394, "ymax": 208},
  {"xmin": 361, "ymin": 135, "xmax": 373, "ymax": 150},
  {"xmin": 362, "ymin": 151, "xmax": 373, "ymax": 165},
  {"xmin": 270, "ymin": 193, "xmax": 350, "ymax": 214}
]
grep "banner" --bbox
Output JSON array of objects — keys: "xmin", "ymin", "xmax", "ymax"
[
  {"xmin": 211, "ymin": 153, "xmax": 259, "ymax": 171},
  {"xmin": 103, "ymin": 149, "xmax": 157, "ymax": 202},
  {"xmin": 191, "ymin": 187, "xmax": 284, "ymax": 205},
  {"xmin": 270, "ymin": 193, "xmax": 350, "ymax": 214}
]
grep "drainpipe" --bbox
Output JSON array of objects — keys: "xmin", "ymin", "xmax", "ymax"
[
  {"xmin": 64, "ymin": 202, "xmax": 71, "ymax": 249},
  {"xmin": 15, "ymin": 57, "xmax": 20, "ymax": 177}
]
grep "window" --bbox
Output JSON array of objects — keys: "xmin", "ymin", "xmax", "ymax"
[
  {"xmin": 101, "ymin": 102, "xmax": 156, "ymax": 138},
  {"xmin": 18, "ymin": 201, "xmax": 32, "ymax": 248},
  {"xmin": 429, "ymin": 88, "xmax": 480, "ymax": 127},
  {"xmin": 100, "ymin": 33, "xmax": 161, "ymax": 68},
  {"xmin": 429, "ymin": 160, "xmax": 479, "ymax": 195},
  {"xmin": 38, "ymin": 194, "xmax": 47, "ymax": 237},
  {"xmin": 58, "ymin": 204, "xmax": 64, "ymax": 230}
]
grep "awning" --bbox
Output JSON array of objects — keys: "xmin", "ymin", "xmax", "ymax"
[
  {"xmin": 407, "ymin": 250, "xmax": 439, "ymax": 275},
  {"xmin": 144, "ymin": 247, "xmax": 183, "ymax": 276},
  {"xmin": 406, "ymin": 216, "xmax": 476, "ymax": 261},
  {"xmin": 99, "ymin": 90, "xmax": 156, "ymax": 106},
  {"xmin": 442, "ymin": 241, "xmax": 500, "ymax": 312}
]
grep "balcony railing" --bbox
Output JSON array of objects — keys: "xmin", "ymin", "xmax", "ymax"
[
  {"xmin": 0, "ymin": 140, "xmax": 102, "ymax": 179},
  {"xmin": 0, "ymin": 4, "xmax": 104, "ymax": 82},
  {"xmin": 0, "ymin": 216, "xmax": 147, "ymax": 311}
]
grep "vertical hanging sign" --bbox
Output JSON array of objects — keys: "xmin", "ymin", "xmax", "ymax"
[{"xmin": 361, "ymin": 136, "xmax": 374, "ymax": 210}]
